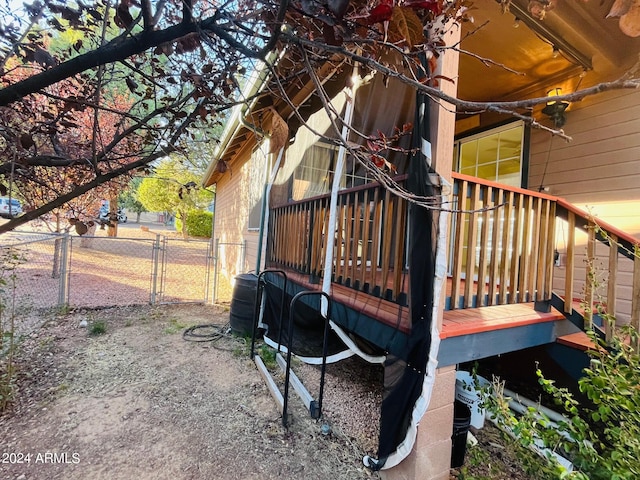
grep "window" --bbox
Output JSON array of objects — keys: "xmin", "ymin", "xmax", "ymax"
[
  {"xmin": 454, "ymin": 123, "xmax": 525, "ymax": 187},
  {"xmin": 290, "ymin": 143, "xmax": 374, "ymax": 201}
]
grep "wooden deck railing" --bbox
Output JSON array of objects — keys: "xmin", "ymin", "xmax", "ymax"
[
  {"xmin": 554, "ymin": 200, "xmax": 640, "ymax": 341},
  {"xmin": 267, "ymin": 178, "xmax": 409, "ymax": 305},
  {"xmin": 448, "ymin": 173, "xmax": 557, "ymax": 309},
  {"xmin": 266, "ymin": 173, "xmax": 639, "ymax": 333}
]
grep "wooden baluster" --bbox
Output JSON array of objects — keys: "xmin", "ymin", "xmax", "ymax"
[
  {"xmin": 360, "ymin": 189, "xmax": 372, "ymax": 290},
  {"xmin": 283, "ymin": 207, "xmax": 290, "ymax": 267},
  {"xmin": 606, "ymin": 233, "xmax": 618, "ymax": 342},
  {"xmin": 464, "ymin": 182, "xmax": 480, "ymax": 308},
  {"xmin": 380, "ymin": 189, "xmax": 394, "ymax": 298},
  {"xmin": 392, "ymin": 197, "xmax": 407, "ymax": 302},
  {"xmin": 584, "ymin": 224, "xmax": 596, "ymax": 330},
  {"xmin": 476, "ymin": 186, "xmax": 491, "ymax": 307},
  {"xmin": 528, "ymin": 197, "xmax": 542, "ymax": 301},
  {"xmin": 310, "ymin": 200, "xmax": 324, "ymax": 278},
  {"xmin": 320, "ymin": 198, "xmax": 331, "ymax": 279},
  {"xmin": 536, "ymin": 200, "xmax": 550, "ymax": 302},
  {"xmin": 369, "ymin": 188, "xmax": 382, "ymax": 292},
  {"xmin": 343, "ymin": 195, "xmax": 354, "ymax": 285},
  {"xmin": 294, "ymin": 203, "xmax": 302, "ymax": 269},
  {"xmin": 335, "ymin": 197, "xmax": 345, "ymax": 282},
  {"xmin": 544, "ymin": 201, "xmax": 556, "ymax": 300},
  {"xmin": 509, "ymin": 193, "xmax": 523, "ymax": 303},
  {"xmin": 564, "ymin": 212, "xmax": 576, "ymax": 314},
  {"xmin": 351, "ymin": 194, "xmax": 363, "ymax": 285},
  {"xmin": 519, "ymin": 195, "xmax": 533, "ymax": 302},
  {"xmin": 488, "ymin": 189, "xmax": 504, "ymax": 306},
  {"xmin": 499, "ymin": 191, "xmax": 514, "ymax": 305},
  {"xmin": 450, "ymin": 180, "xmax": 467, "ymax": 309}
]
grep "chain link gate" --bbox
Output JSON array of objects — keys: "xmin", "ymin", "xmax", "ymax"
[
  {"xmin": 155, "ymin": 236, "xmax": 214, "ymax": 304},
  {"xmin": 2, "ymin": 231, "xmax": 216, "ymax": 312}
]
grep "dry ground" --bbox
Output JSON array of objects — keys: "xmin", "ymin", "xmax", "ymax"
[
  {"xmin": 1, "ymin": 304, "xmax": 383, "ymax": 480},
  {"xmin": 1, "ymin": 303, "xmax": 539, "ymax": 480}
]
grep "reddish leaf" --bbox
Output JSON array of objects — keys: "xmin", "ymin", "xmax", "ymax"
[
  {"xmin": 365, "ymin": 2, "xmax": 394, "ymax": 25},
  {"xmin": 269, "ymin": 107, "xmax": 289, "ymax": 154},
  {"xmin": 20, "ymin": 133, "xmax": 34, "ymax": 149},
  {"xmin": 619, "ymin": 4, "xmax": 640, "ymax": 36},
  {"xmin": 322, "ymin": 24, "xmax": 342, "ymax": 45},
  {"xmin": 115, "ymin": 1, "xmax": 134, "ymax": 28},
  {"xmin": 371, "ymin": 154, "xmax": 386, "ymax": 168}
]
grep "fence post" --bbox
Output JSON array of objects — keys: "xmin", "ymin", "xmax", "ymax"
[
  {"xmin": 213, "ymin": 238, "xmax": 220, "ymax": 304},
  {"xmin": 150, "ymin": 234, "xmax": 161, "ymax": 304},
  {"xmin": 204, "ymin": 237, "xmax": 214, "ymax": 304},
  {"xmin": 58, "ymin": 233, "xmax": 70, "ymax": 307}
]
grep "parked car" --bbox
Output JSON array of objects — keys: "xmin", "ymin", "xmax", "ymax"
[{"xmin": 0, "ymin": 197, "xmax": 22, "ymax": 218}]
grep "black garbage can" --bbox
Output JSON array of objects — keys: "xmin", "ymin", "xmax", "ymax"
[
  {"xmin": 229, "ymin": 273, "xmax": 258, "ymax": 336},
  {"xmin": 451, "ymin": 400, "xmax": 472, "ymax": 468}
]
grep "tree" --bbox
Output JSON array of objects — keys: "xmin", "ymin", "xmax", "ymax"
[
  {"xmin": 119, "ymin": 177, "xmax": 147, "ymax": 223},
  {"xmin": 0, "ymin": 0, "xmax": 637, "ymax": 236},
  {"xmin": 137, "ymin": 156, "xmax": 213, "ymax": 238}
]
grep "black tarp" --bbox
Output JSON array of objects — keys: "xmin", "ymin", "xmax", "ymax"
[{"xmin": 370, "ymin": 53, "xmax": 438, "ymax": 469}]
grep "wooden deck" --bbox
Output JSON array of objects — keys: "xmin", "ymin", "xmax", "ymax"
[
  {"xmin": 267, "ymin": 268, "xmax": 568, "ymax": 350},
  {"xmin": 556, "ymin": 332, "xmax": 596, "ymax": 351},
  {"xmin": 441, "ymin": 302, "xmax": 565, "ymax": 339}
]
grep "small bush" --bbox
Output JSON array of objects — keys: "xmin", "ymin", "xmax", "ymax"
[
  {"xmin": 175, "ymin": 210, "xmax": 212, "ymax": 238},
  {"xmin": 89, "ymin": 321, "xmax": 107, "ymax": 336},
  {"xmin": 480, "ymin": 325, "xmax": 640, "ymax": 480}
]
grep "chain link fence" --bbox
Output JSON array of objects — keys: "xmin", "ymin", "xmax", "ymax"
[{"xmin": 0, "ymin": 231, "xmax": 217, "ymax": 316}]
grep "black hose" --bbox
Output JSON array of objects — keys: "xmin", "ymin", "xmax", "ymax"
[{"xmin": 182, "ymin": 323, "xmax": 241, "ymax": 351}]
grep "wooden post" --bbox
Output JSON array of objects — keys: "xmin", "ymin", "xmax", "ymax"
[
  {"xmin": 584, "ymin": 225, "xmax": 596, "ymax": 330},
  {"xmin": 564, "ymin": 212, "xmax": 576, "ymax": 314},
  {"xmin": 631, "ymin": 253, "xmax": 640, "ymax": 352},
  {"xmin": 606, "ymin": 234, "xmax": 618, "ymax": 342},
  {"xmin": 381, "ymin": 23, "xmax": 460, "ymax": 480}
]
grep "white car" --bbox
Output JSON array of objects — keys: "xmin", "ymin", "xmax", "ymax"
[{"xmin": 0, "ymin": 197, "xmax": 23, "ymax": 218}]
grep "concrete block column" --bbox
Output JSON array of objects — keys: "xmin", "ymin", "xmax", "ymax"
[{"xmin": 381, "ymin": 366, "xmax": 457, "ymax": 480}]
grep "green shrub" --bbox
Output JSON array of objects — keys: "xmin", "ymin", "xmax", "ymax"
[
  {"xmin": 480, "ymin": 325, "xmax": 640, "ymax": 480},
  {"xmin": 89, "ymin": 321, "xmax": 107, "ymax": 336},
  {"xmin": 175, "ymin": 210, "xmax": 212, "ymax": 238}
]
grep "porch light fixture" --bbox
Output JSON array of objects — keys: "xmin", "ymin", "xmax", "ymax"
[{"xmin": 542, "ymin": 87, "xmax": 569, "ymax": 128}]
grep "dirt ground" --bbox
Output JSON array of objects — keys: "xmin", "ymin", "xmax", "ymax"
[
  {"xmin": 1, "ymin": 304, "xmax": 384, "ymax": 480},
  {"xmin": 1, "ymin": 303, "xmax": 541, "ymax": 480}
]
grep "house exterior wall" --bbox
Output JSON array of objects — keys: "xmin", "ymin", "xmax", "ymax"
[
  {"xmin": 212, "ymin": 143, "xmax": 268, "ymax": 301},
  {"xmin": 529, "ymin": 88, "xmax": 640, "ymax": 323}
]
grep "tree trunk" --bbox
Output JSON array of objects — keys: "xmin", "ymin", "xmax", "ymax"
[{"xmin": 107, "ymin": 192, "xmax": 118, "ymax": 237}]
